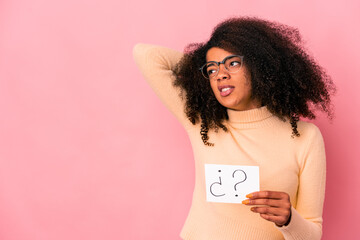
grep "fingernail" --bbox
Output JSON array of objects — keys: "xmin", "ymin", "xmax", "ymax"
[
  {"xmin": 246, "ymin": 193, "xmax": 253, "ymax": 198},
  {"xmin": 242, "ymin": 199, "xmax": 250, "ymax": 205},
  {"xmin": 251, "ymin": 207, "xmax": 255, "ymax": 212}
]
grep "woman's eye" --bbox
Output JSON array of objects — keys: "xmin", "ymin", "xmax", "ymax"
[
  {"xmin": 207, "ymin": 69, "xmax": 217, "ymax": 75},
  {"xmin": 229, "ymin": 61, "xmax": 240, "ymax": 67}
]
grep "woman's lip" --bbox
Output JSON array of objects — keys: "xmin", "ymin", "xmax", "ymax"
[
  {"xmin": 219, "ymin": 87, "xmax": 234, "ymax": 97},
  {"xmin": 218, "ymin": 85, "xmax": 234, "ymax": 91}
]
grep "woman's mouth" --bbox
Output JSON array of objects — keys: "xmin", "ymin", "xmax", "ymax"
[{"xmin": 218, "ymin": 86, "xmax": 235, "ymax": 97}]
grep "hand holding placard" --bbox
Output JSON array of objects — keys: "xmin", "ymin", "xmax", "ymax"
[{"xmin": 204, "ymin": 164, "xmax": 260, "ymax": 203}]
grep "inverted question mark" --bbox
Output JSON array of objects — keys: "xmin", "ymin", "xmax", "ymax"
[
  {"xmin": 232, "ymin": 169, "xmax": 247, "ymax": 197},
  {"xmin": 209, "ymin": 169, "xmax": 225, "ymax": 197}
]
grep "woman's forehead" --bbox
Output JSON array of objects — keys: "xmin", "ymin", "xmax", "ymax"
[{"xmin": 206, "ymin": 47, "xmax": 236, "ymax": 62}]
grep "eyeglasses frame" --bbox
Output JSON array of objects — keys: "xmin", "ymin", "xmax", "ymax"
[{"xmin": 199, "ymin": 55, "xmax": 244, "ymax": 79}]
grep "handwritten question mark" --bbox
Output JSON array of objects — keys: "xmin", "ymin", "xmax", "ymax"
[
  {"xmin": 232, "ymin": 169, "xmax": 247, "ymax": 197},
  {"xmin": 210, "ymin": 170, "xmax": 225, "ymax": 197}
]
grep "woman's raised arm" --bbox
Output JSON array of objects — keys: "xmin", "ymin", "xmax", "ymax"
[{"xmin": 133, "ymin": 43, "xmax": 192, "ymax": 129}]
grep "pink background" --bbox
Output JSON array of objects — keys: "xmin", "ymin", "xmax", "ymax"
[{"xmin": 0, "ymin": 0, "xmax": 359, "ymax": 239}]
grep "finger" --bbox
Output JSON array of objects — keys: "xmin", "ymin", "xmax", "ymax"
[
  {"xmin": 259, "ymin": 213, "xmax": 290, "ymax": 226},
  {"xmin": 251, "ymin": 207, "xmax": 290, "ymax": 217},
  {"xmin": 246, "ymin": 191, "xmax": 289, "ymax": 200},
  {"xmin": 242, "ymin": 198, "xmax": 285, "ymax": 207}
]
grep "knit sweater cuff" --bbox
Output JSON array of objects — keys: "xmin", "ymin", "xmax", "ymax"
[{"xmin": 275, "ymin": 207, "xmax": 322, "ymax": 240}]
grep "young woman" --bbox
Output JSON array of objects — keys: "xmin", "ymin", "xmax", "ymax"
[{"xmin": 133, "ymin": 17, "xmax": 334, "ymax": 240}]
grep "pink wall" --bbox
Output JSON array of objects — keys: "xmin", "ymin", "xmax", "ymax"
[{"xmin": 0, "ymin": 0, "xmax": 359, "ymax": 239}]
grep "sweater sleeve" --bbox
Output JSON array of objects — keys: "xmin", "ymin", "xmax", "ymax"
[
  {"xmin": 276, "ymin": 125, "xmax": 326, "ymax": 240},
  {"xmin": 132, "ymin": 43, "xmax": 192, "ymax": 129}
]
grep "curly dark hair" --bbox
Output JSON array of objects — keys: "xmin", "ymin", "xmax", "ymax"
[{"xmin": 173, "ymin": 16, "xmax": 335, "ymax": 146}]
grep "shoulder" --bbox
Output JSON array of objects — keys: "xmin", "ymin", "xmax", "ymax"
[
  {"xmin": 295, "ymin": 121, "xmax": 326, "ymax": 169},
  {"xmin": 296, "ymin": 121, "xmax": 324, "ymax": 143},
  {"xmin": 284, "ymin": 120, "xmax": 325, "ymax": 160}
]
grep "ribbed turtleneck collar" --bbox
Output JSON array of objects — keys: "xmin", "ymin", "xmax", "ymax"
[{"xmin": 226, "ymin": 106, "xmax": 275, "ymax": 129}]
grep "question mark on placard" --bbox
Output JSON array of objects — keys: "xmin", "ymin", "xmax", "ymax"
[
  {"xmin": 209, "ymin": 169, "xmax": 226, "ymax": 197},
  {"xmin": 232, "ymin": 169, "xmax": 247, "ymax": 197}
]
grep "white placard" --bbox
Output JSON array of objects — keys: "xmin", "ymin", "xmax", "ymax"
[{"xmin": 204, "ymin": 164, "xmax": 259, "ymax": 203}]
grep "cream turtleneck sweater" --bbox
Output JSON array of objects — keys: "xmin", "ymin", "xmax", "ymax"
[{"xmin": 133, "ymin": 43, "xmax": 326, "ymax": 240}]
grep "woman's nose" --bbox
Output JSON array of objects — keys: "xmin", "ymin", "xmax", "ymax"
[{"xmin": 216, "ymin": 64, "xmax": 229, "ymax": 80}]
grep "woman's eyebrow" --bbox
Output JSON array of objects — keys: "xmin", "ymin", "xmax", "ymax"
[
  {"xmin": 207, "ymin": 55, "xmax": 236, "ymax": 63},
  {"xmin": 206, "ymin": 62, "xmax": 217, "ymax": 66}
]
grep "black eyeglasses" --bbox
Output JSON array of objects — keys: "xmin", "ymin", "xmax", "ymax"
[{"xmin": 199, "ymin": 55, "xmax": 244, "ymax": 79}]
